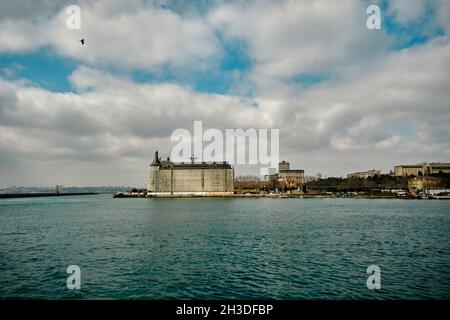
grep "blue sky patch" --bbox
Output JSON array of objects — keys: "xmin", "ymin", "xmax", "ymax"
[
  {"xmin": 381, "ymin": 1, "xmax": 445, "ymax": 50},
  {"xmin": 0, "ymin": 46, "xmax": 77, "ymax": 92}
]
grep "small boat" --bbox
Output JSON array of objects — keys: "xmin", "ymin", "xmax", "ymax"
[{"xmin": 435, "ymin": 192, "xmax": 450, "ymax": 200}]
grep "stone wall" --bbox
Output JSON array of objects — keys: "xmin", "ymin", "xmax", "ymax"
[{"xmin": 148, "ymin": 167, "xmax": 234, "ymax": 194}]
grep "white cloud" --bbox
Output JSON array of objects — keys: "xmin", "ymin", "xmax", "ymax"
[
  {"xmin": 0, "ymin": 0, "xmax": 219, "ymax": 71},
  {"xmin": 0, "ymin": 0, "xmax": 449, "ymax": 185},
  {"xmin": 209, "ymin": 0, "xmax": 389, "ymax": 83},
  {"xmin": 388, "ymin": 0, "xmax": 428, "ymax": 24},
  {"xmin": 0, "ymin": 66, "xmax": 270, "ymax": 184},
  {"xmin": 2, "ymin": 33, "xmax": 449, "ymax": 184}
]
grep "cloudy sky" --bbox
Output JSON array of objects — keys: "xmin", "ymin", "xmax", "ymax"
[{"xmin": 0, "ymin": 0, "xmax": 449, "ymax": 187}]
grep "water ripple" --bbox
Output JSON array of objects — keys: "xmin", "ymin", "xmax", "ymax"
[{"xmin": 1, "ymin": 196, "xmax": 449, "ymax": 299}]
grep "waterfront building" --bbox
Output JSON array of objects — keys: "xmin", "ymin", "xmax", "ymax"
[
  {"xmin": 408, "ymin": 176, "xmax": 444, "ymax": 194},
  {"xmin": 347, "ymin": 169, "xmax": 381, "ymax": 179},
  {"xmin": 394, "ymin": 164, "xmax": 423, "ymax": 176},
  {"xmin": 278, "ymin": 161, "xmax": 290, "ymax": 172},
  {"xmin": 264, "ymin": 167, "xmax": 279, "ymax": 182},
  {"xmin": 394, "ymin": 162, "xmax": 450, "ymax": 176},
  {"xmin": 278, "ymin": 170, "xmax": 305, "ymax": 184},
  {"xmin": 278, "ymin": 160, "xmax": 305, "ymax": 185},
  {"xmin": 235, "ymin": 175, "xmax": 261, "ymax": 182},
  {"xmin": 147, "ymin": 151, "xmax": 234, "ymax": 196},
  {"xmin": 234, "ymin": 180, "xmax": 278, "ymax": 194},
  {"xmin": 264, "ymin": 173, "xmax": 278, "ymax": 182}
]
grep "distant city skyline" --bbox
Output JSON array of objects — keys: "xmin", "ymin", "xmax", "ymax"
[{"xmin": 0, "ymin": 0, "xmax": 449, "ymax": 187}]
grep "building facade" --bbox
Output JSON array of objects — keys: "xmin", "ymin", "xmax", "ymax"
[
  {"xmin": 278, "ymin": 170, "xmax": 305, "ymax": 184},
  {"xmin": 394, "ymin": 164, "xmax": 423, "ymax": 176},
  {"xmin": 277, "ymin": 160, "xmax": 305, "ymax": 185},
  {"xmin": 148, "ymin": 151, "xmax": 234, "ymax": 196},
  {"xmin": 347, "ymin": 169, "xmax": 381, "ymax": 179},
  {"xmin": 278, "ymin": 161, "xmax": 290, "ymax": 172},
  {"xmin": 408, "ymin": 176, "xmax": 444, "ymax": 194},
  {"xmin": 394, "ymin": 162, "xmax": 450, "ymax": 176}
]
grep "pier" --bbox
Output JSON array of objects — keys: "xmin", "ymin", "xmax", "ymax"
[{"xmin": 0, "ymin": 192, "xmax": 98, "ymax": 199}]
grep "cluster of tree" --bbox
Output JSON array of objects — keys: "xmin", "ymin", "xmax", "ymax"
[
  {"xmin": 305, "ymin": 174, "xmax": 410, "ymax": 192},
  {"xmin": 130, "ymin": 188, "xmax": 147, "ymax": 193},
  {"xmin": 237, "ymin": 173, "xmax": 450, "ymax": 194},
  {"xmin": 429, "ymin": 173, "xmax": 450, "ymax": 187}
]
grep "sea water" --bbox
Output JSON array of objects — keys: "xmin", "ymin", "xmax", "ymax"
[{"xmin": 0, "ymin": 195, "xmax": 449, "ymax": 299}]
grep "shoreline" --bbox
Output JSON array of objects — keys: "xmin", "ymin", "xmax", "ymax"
[
  {"xmin": 0, "ymin": 192, "xmax": 98, "ymax": 199},
  {"xmin": 113, "ymin": 193, "xmax": 450, "ymax": 200}
]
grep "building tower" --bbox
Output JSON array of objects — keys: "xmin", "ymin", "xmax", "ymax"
[
  {"xmin": 279, "ymin": 161, "xmax": 290, "ymax": 172},
  {"xmin": 148, "ymin": 150, "xmax": 161, "ymax": 192}
]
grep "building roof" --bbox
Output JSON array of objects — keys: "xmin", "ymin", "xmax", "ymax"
[
  {"xmin": 160, "ymin": 161, "xmax": 232, "ymax": 170},
  {"xmin": 396, "ymin": 162, "xmax": 450, "ymax": 168},
  {"xmin": 151, "ymin": 151, "xmax": 161, "ymax": 166},
  {"xmin": 395, "ymin": 164, "xmax": 422, "ymax": 168},
  {"xmin": 150, "ymin": 151, "xmax": 232, "ymax": 169},
  {"xmin": 348, "ymin": 169, "xmax": 380, "ymax": 175}
]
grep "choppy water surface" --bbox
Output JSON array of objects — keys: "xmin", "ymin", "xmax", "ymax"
[{"xmin": 0, "ymin": 195, "xmax": 449, "ymax": 299}]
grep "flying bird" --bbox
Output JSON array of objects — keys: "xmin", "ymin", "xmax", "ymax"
[{"xmin": 80, "ymin": 39, "xmax": 85, "ymax": 45}]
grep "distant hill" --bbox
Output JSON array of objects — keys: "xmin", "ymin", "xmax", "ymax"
[{"xmin": 0, "ymin": 186, "xmax": 136, "ymax": 194}]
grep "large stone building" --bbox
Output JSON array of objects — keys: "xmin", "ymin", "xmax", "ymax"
[
  {"xmin": 278, "ymin": 161, "xmax": 305, "ymax": 185},
  {"xmin": 347, "ymin": 169, "xmax": 381, "ymax": 179},
  {"xmin": 147, "ymin": 151, "xmax": 234, "ymax": 196},
  {"xmin": 394, "ymin": 162, "xmax": 450, "ymax": 176},
  {"xmin": 263, "ymin": 161, "xmax": 305, "ymax": 185},
  {"xmin": 408, "ymin": 176, "xmax": 444, "ymax": 194},
  {"xmin": 278, "ymin": 170, "xmax": 305, "ymax": 184}
]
